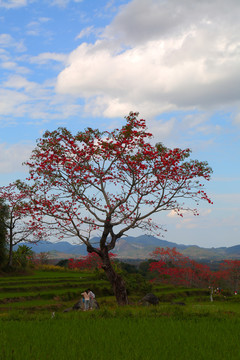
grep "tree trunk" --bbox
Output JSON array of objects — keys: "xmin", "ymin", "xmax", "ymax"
[
  {"xmin": 101, "ymin": 248, "xmax": 129, "ymax": 306},
  {"xmin": 7, "ymin": 228, "xmax": 13, "ymax": 268},
  {"xmin": 7, "ymin": 218, "xmax": 14, "ymax": 268},
  {"xmin": 7, "ymin": 240, "xmax": 13, "ymax": 267}
]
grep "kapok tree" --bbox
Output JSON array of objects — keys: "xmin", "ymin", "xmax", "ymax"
[
  {"xmin": 68, "ymin": 252, "xmax": 116, "ymax": 271},
  {"xmin": 0, "ymin": 182, "xmax": 47, "ymax": 267},
  {"xmin": 149, "ymin": 247, "xmax": 211, "ymax": 288},
  {"xmin": 23, "ymin": 112, "xmax": 212, "ymax": 305},
  {"xmin": 217, "ymin": 260, "xmax": 240, "ymax": 293}
]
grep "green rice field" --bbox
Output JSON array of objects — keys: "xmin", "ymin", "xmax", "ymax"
[
  {"xmin": 1, "ymin": 270, "xmax": 240, "ymax": 359},
  {"xmin": 1, "ymin": 315, "xmax": 240, "ymax": 360}
]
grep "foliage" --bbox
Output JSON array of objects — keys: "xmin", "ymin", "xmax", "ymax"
[
  {"xmin": 34, "ymin": 264, "xmax": 68, "ymax": 272},
  {"xmin": 118, "ymin": 261, "xmax": 139, "ymax": 274},
  {"xmin": 56, "ymin": 259, "xmax": 69, "ymax": 267},
  {"xmin": 149, "ymin": 247, "xmax": 211, "ymax": 288},
  {"xmin": 12, "ymin": 245, "xmax": 34, "ymax": 269},
  {"xmin": 31, "ymin": 252, "xmax": 50, "ymax": 266},
  {"xmin": 215, "ymin": 260, "xmax": 240, "ymax": 293},
  {"xmin": 123, "ymin": 273, "xmax": 152, "ymax": 295},
  {"xmin": 0, "ymin": 182, "xmax": 47, "ymax": 268},
  {"xmin": 149, "ymin": 247, "xmax": 240, "ymax": 294},
  {"xmin": 68, "ymin": 252, "xmax": 117, "ymax": 271},
  {"xmin": 138, "ymin": 259, "xmax": 158, "ymax": 279}
]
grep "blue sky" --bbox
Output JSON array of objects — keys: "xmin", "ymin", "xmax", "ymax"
[{"xmin": 0, "ymin": 0, "xmax": 240, "ymax": 248}]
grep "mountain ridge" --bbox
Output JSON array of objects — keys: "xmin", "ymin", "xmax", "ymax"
[{"xmin": 15, "ymin": 235, "xmax": 240, "ymax": 260}]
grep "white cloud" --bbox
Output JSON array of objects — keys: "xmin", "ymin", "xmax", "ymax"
[
  {"xmin": 0, "ymin": 75, "xmax": 82, "ymax": 122},
  {"xmin": 167, "ymin": 208, "xmax": 212, "ymax": 230},
  {"xmin": 0, "ymin": 34, "xmax": 26, "ymax": 52},
  {"xmin": 0, "ymin": 143, "xmax": 33, "ymax": 174},
  {"xmin": 26, "ymin": 17, "xmax": 52, "ymax": 37},
  {"xmin": 1, "ymin": 61, "xmax": 16, "ymax": 69},
  {"xmin": 148, "ymin": 118, "xmax": 176, "ymax": 142},
  {"xmin": 0, "ymin": 88, "xmax": 28, "ymax": 116},
  {"xmin": 56, "ymin": 0, "xmax": 240, "ymax": 118},
  {"xmin": 103, "ymin": 0, "xmax": 240, "ymax": 47},
  {"xmin": 0, "ymin": 34, "xmax": 13, "ymax": 45},
  {"xmin": 0, "ymin": 60, "xmax": 29, "ymax": 73},
  {"xmin": 3, "ymin": 75, "xmax": 37, "ymax": 91},
  {"xmin": 50, "ymin": 0, "xmax": 83, "ymax": 7},
  {"xmin": 29, "ymin": 52, "xmax": 68, "ymax": 65},
  {"xmin": 76, "ymin": 26, "xmax": 94, "ymax": 40},
  {"xmin": 168, "ymin": 208, "xmax": 212, "ymax": 219},
  {"xmin": 234, "ymin": 113, "xmax": 240, "ymax": 125},
  {"xmin": 0, "ymin": 0, "xmax": 27, "ymax": 8},
  {"xmin": 176, "ymin": 219, "xmax": 198, "ymax": 230}
]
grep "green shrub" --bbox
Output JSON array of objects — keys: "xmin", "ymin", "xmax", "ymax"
[{"xmin": 124, "ymin": 273, "xmax": 152, "ymax": 295}]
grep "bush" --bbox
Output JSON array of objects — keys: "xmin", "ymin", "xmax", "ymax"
[
  {"xmin": 12, "ymin": 245, "xmax": 34, "ymax": 269},
  {"xmin": 56, "ymin": 259, "xmax": 69, "ymax": 267},
  {"xmin": 35, "ymin": 264, "xmax": 67, "ymax": 272},
  {"xmin": 124, "ymin": 273, "xmax": 152, "ymax": 295}
]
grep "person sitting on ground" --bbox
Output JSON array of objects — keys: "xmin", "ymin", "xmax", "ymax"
[
  {"xmin": 88, "ymin": 288, "xmax": 95, "ymax": 310},
  {"xmin": 81, "ymin": 290, "xmax": 90, "ymax": 311}
]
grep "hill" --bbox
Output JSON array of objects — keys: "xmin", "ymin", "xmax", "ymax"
[{"xmin": 15, "ymin": 235, "xmax": 240, "ymax": 261}]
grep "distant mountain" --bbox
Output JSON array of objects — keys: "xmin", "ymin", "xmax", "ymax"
[
  {"xmin": 15, "ymin": 236, "xmax": 240, "ymax": 260},
  {"xmin": 120, "ymin": 235, "xmax": 188, "ymax": 250},
  {"xmin": 16, "ymin": 241, "xmax": 88, "ymax": 256},
  {"xmin": 219, "ymin": 245, "xmax": 240, "ymax": 255}
]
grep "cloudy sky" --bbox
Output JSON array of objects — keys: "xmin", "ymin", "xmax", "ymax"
[{"xmin": 1, "ymin": 0, "xmax": 240, "ymax": 248}]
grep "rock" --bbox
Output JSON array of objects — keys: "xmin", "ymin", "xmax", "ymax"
[
  {"xmin": 171, "ymin": 302, "xmax": 186, "ymax": 306},
  {"xmin": 139, "ymin": 293, "xmax": 159, "ymax": 305},
  {"xmin": 72, "ymin": 300, "xmax": 83, "ymax": 310},
  {"xmin": 63, "ymin": 298, "xmax": 100, "ymax": 312},
  {"xmin": 63, "ymin": 307, "xmax": 72, "ymax": 313},
  {"xmin": 63, "ymin": 299, "xmax": 83, "ymax": 313},
  {"xmin": 92, "ymin": 299, "xmax": 100, "ymax": 309}
]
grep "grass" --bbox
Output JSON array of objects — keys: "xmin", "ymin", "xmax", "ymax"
[
  {"xmin": 1, "ymin": 269, "xmax": 240, "ymax": 359},
  {"xmin": 1, "ymin": 316, "xmax": 240, "ymax": 359}
]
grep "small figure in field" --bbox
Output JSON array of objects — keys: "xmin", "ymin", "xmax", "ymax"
[
  {"xmin": 88, "ymin": 288, "xmax": 95, "ymax": 310},
  {"xmin": 81, "ymin": 290, "xmax": 90, "ymax": 311},
  {"xmin": 63, "ymin": 290, "xmax": 100, "ymax": 312}
]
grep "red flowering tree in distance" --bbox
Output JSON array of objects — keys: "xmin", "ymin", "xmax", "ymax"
[
  {"xmin": 0, "ymin": 182, "xmax": 46, "ymax": 267},
  {"xmin": 68, "ymin": 252, "xmax": 116, "ymax": 271},
  {"xmin": 23, "ymin": 112, "xmax": 212, "ymax": 305},
  {"xmin": 149, "ymin": 247, "xmax": 211, "ymax": 288},
  {"xmin": 217, "ymin": 260, "xmax": 240, "ymax": 293}
]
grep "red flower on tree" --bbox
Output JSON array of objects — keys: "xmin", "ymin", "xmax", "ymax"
[
  {"xmin": 215, "ymin": 260, "xmax": 240, "ymax": 293},
  {"xmin": 21, "ymin": 112, "xmax": 212, "ymax": 304},
  {"xmin": 149, "ymin": 247, "xmax": 211, "ymax": 288},
  {"xmin": 68, "ymin": 252, "xmax": 116, "ymax": 271},
  {"xmin": 0, "ymin": 182, "xmax": 47, "ymax": 267}
]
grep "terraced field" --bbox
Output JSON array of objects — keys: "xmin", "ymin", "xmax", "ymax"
[
  {"xmin": 0, "ymin": 271, "xmax": 113, "ymax": 313},
  {"xmin": 0, "ymin": 269, "xmax": 215, "ymax": 316}
]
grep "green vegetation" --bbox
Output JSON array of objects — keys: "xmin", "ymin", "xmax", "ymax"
[
  {"xmin": 0, "ymin": 271, "xmax": 112, "ymax": 312},
  {"xmin": 2, "ymin": 317, "xmax": 240, "ymax": 360},
  {"xmin": 1, "ymin": 270, "xmax": 240, "ymax": 359}
]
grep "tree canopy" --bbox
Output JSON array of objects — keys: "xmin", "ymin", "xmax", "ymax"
[
  {"xmin": 23, "ymin": 112, "xmax": 212, "ymax": 304},
  {"xmin": 0, "ymin": 183, "xmax": 46, "ymax": 267}
]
